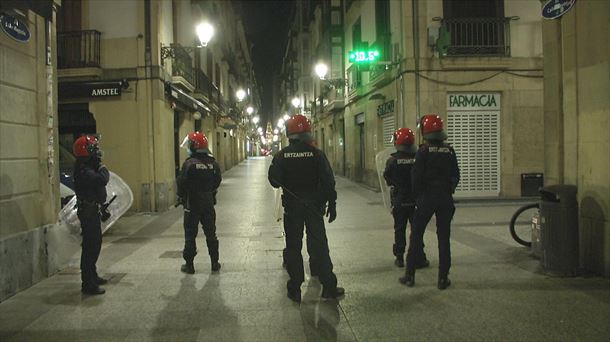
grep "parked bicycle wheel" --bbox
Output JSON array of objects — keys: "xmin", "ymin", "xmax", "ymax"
[{"xmin": 509, "ymin": 203, "xmax": 539, "ymax": 247}]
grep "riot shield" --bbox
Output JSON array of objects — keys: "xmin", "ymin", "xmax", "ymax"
[
  {"xmin": 375, "ymin": 147, "xmax": 395, "ymax": 213},
  {"xmin": 274, "ymin": 188, "xmax": 283, "ymax": 222},
  {"xmin": 58, "ymin": 171, "xmax": 134, "ymax": 236}
]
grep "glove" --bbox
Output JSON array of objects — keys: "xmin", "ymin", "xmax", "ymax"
[
  {"xmin": 100, "ymin": 207, "xmax": 111, "ymax": 222},
  {"xmin": 326, "ymin": 202, "xmax": 337, "ymax": 223},
  {"xmin": 175, "ymin": 196, "xmax": 184, "ymax": 208}
]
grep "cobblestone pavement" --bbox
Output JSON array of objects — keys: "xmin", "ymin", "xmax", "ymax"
[{"xmin": 1, "ymin": 157, "xmax": 608, "ymax": 341}]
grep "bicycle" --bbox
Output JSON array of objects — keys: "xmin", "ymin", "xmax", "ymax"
[{"xmin": 509, "ymin": 202, "xmax": 539, "ymax": 247}]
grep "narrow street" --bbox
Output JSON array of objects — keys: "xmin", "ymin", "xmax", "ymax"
[{"xmin": 0, "ymin": 157, "xmax": 608, "ymax": 341}]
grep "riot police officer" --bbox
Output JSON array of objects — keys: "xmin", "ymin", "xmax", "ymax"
[
  {"xmin": 400, "ymin": 114, "xmax": 460, "ymax": 290},
  {"xmin": 268, "ymin": 114, "xmax": 344, "ymax": 303},
  {"xmin": 177, "ymin": 132, "xmax": 222, "ymax": 274},
  {"xmin": 383, "ymin": 128, "xmax": 429, "ymax": 268},
  {"xmin": 73, "ymin": 135, "xmax": 109, "ymax": 295}
]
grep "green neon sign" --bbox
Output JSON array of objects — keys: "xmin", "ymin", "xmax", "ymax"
[{"xmin": 348, "ymin": 50, "xmax": 380, "ymax": 63}]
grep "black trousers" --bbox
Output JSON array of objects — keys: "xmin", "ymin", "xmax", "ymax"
[
  {"xmin": 183, "ymin": 206, "xmax": 218, "ymax": 263},
  {"xmin": 283, "ymin": 202, "xmax": 337, "ymax": 291},
  {"xmin": 78, "ymin": 210, "xmax": 102, "ymax": 288},
  {"xmin": 393, "ymin": 205, "xmax": 427, "ymax": 261},
  {"xmin": 406, "ymin": 191, "xmax": 455, "ymax": 277}
]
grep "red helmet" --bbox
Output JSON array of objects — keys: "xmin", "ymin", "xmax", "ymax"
[
  {"xmin": 187, "ymin": 131, "xmax": 210, "ymax": 153},
  {"xmin": 420, "ymin": 114, "xmax": 443, "ymax": 134},
  {"xmin": 286, "ymin": 114, "xmax": 311, "ymax": 137},
  {"xmin": 73, "ymin": 135, "xmax": 99, "ymax": 157},
  {"xmin": 393, "ymin": 128, "xmax": 415, "ymax": 146}
]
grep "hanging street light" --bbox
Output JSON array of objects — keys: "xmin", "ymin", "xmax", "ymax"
[
  {"xmin": 236, "ymin": 88, "xmax": 246, "ymax": 102},
  {"xmin": 252, "ymin": 116, "xmax": 260, "ymax": 124},
  {"xmin": 291, "ymin": 97, "xmax": 301, "ymax": 108},
  {"xmin": 196, "ymin": 21, "xmax": 214, "ymax": 47},
  {"xmin": 315, "ymin": 62, "xmax": 328, "ymax": 80},
  {"xmin": 246, "ymin": 106, "xmax": 254, "ymax": 115},
  {"xmin": 283, "ymin": 114, "xmax": 290, "ymax": 121}
]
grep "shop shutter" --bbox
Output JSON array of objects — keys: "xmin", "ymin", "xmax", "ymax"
[
  {"xmin": 382, "ymin": 115, "xmax": 395, "ymax": 148},
  {"xmin": 447, "ymin": 111, "xmax": 500, "ymax": 196}
]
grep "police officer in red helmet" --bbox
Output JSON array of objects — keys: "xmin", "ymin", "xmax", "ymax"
[
  {"xmin": 177, "ymin": 131, "xmax": 222, "ymax": 274},
  {"xmin": 383, "ymin": 128, "xmax": 430, "ymax": 269},
  {"xmin": 268, "ymin": 114, "xmax": 344, "ymax": 302},
  {"xmin": 400, "ymin": 114, "xmax": 460, "ymax": 290},
  {"xmin": 73, "ymin": 135, "xmax": 110, "ymax": 295}
]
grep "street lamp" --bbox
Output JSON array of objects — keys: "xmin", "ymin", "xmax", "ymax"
[
  {"xmin": 161, "ymin": 21, "xmax": 215, "ymax": 65},
  {"xmin": 257, "ymin": 126, "xmax": 263, "ymax": 134},
  {"xmin": 315, "ymin": 62, "xmax": 329, "ymax": 80},
  {"xmin": 195, "ymin": 21, "xmax": 214, "ymax": 47},
  {"xmin": 283, "ymin": 114, "xmax": 290, "ymax": 121},
  {"xmin": 236, "ymin": 88, "xmax": 246, "ymax": 102},
  {"xmin": 277, "ymin": 118, "xmax": 285, "ymax": 128},
  {"xmin": 246, "ymin": 106, "xmax": 254, "ymax": 115},
  {"xmin": 291, "ymin": 97, "xmax": 301, "ymax": 108},
  {"xmin": 252, "ymin": 116, "xmax": 260, "ymax": 125}
]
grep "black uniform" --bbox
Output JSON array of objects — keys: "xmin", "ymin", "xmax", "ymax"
[
  {"xmin": 406, "ymin": 142, "xmax": 460, "ymax": 279},
  {"xmin": 74, "ymin": 158, "xmax": 109, "ymax": 291},
  {"xmin": 383, "ymin": 151, "xmax": 427, "ymax": 262},
  {"xmin": 268, "ymin": 140, "xmax": 338, "ymax": 294},
  {"xmin": 177, "ymin": 153, "xmax": 222, "ymax": 265}
]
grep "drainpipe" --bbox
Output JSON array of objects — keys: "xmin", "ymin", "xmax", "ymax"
[
  {"xmin": 145, "ymin": 0, "xmax": 157, "ymax": 211},
  {"xmin": 397, "ymin": 0, "xmax": 406, "ymax": 128},
  {"xmin": 412, "ymin": 0, "xmax": 421, "ymax": 128}
]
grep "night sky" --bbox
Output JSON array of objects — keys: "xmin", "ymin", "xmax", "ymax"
[{"xmin": 238, "ymin": 0, "xmax": 295, "ymax": 127}]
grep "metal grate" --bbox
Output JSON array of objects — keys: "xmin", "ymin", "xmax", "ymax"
[
  {"xmin": 382, "ymin": 115, "xmax": 395, "ymax": 148},
  {"xmin": 447, "ymin": 111, "xmax": 500, "ymax": 196}
]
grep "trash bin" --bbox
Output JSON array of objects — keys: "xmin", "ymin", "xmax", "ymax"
[
  {"xmin": 539, "ymin": 185, "xmax": 579, "ymax": 276},
  {"xmin": 521, "ymin": 173, "xmax": 543, "ymax": 197}
]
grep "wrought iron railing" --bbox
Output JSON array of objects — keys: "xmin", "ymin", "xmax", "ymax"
[
  {"xmin": 57, "ymin": 30, "xmax": 101, "ymax": 68},
  {"xmin": 170, "ymin": 45, "xmax": 195, "ymax": 86},
  {"xmin": 441, "ymin": 17, "xmax": 512, "ymax": 57},
  {"xmin": 194, "ymin": 69, "xmax": 210, "ymax": 96}
]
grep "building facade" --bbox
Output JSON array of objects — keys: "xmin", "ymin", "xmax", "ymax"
[
  {"xmin": 541, "ymin": 0, "xmax": 609, "ymax": 276},
  {"xmin": 0, "ymin": 0, "xmax": 61, "ymax": 301},
  {"xmin": 280, "ymin": 0, "xmax": 544, "ymax": 198},
  {"xmin": 56, "ymin": 0, "xmax": 260, "ymax": 212}
]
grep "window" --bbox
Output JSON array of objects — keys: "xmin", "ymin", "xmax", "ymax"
[
  {"xmin": 352, "ymin": 18, "xmax": 362, "ymax": 50},
  {"xmin": 375, "ymin": 0, "xmax": 391, "ymax": 61},
  {"xmin": 442, "ymin": 0, "xmax": 509, "ymax": 56},
  {"xmin": 331, "ymin": 10, "xmax": 341, "ymax": 26},
  {"xmin": 347, "ymin": 65, "xmax": 362, "ymax": 93}
]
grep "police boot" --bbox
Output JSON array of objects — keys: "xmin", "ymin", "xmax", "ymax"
[
  {"xmin": 394, "ymin": 255, "xmax": 405, "ymax": 268},
  {"xmin": 438, "ymin": 276, "xmax": 451, "ymax": 290},
  {"xmin": 399, "ymin": 269, "xmax": 415, "ymax": 287},
  {"xmin": 81, "ymin": 285, "xmax": 105, "ymax": 295},
  {"xmin": 321, "ymin": 286, "xmax": 345, "ymax": 300},
  {"xmin": 181, "ymin": 261, "xmax": 195, "ymax": 274},
  {"xmin": 207, "ymin": 239, "xmax": 220, "ymax": 272},
  {"xmin": 287, "ymin": 285, "xmax": 301, "ymax": 303}
]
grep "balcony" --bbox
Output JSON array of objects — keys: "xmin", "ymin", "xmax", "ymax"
[
  {"xmin": 169, "ymin": 44, "xmax": 195, "ymax": 91},
  {"xmin": 58, "ymin": 30, "xmax": 101, "ymax": 68},
  {"xmin": 440, "ymin": 17, "xmax": 512, "ymax": 57},
  {"xmin": 193, "ymin": 69, "xmax": 211, "ymax": 103},
  {"xmin": 57, "ymin": 30, "xmax": 102, "ymax": 79}
]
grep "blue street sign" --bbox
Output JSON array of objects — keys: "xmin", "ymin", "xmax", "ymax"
[
  {"xmin": 542, "ymin": 0, "xmax": 577, "ymax": 20},
  {"xmin": 0, "ymin": 13, "xmax": 30, "ymax": 42}
]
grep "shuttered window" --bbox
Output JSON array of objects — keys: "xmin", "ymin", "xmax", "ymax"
[
  {"xmin": 447, "ymin": 110, "xmax": 500, "ymax": 196},
  {"xmin": 382, "ymin": 115, "xmax": 395, "ymax": 148}
]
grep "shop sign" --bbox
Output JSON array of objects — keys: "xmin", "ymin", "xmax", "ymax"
[
  {"xmin": 376, "ymin": 99, "xmax": 395, "ymax": 117},
  {"xmin": 542, "ymin": 0, "xmax": 576, "ymax": 20},
  {"xmin": 59, "ymin": 82, "xmax": 123, "ymax": 99},
  {"xmin": 355, "ymin": 112, "xmax": 365, "ymax": 124},
  {"xmin": 447, "ymin": 93, "xmax": 501, "ymax": 111},
  {"xmin": 0, "ymin": 13, "xmax": 30, "ymax": 42}
]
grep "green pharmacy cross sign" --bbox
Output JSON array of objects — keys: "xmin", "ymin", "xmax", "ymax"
[{"xmin": 348, "ymin": 50, "xmax": 380, "ymax": 63}]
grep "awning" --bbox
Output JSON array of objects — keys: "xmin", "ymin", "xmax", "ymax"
[
  {"xmin": 166, "ymin": 84, "xmax": 210, "ymax": 114},
  {"xmin": 59, "ymin": 81, "xmax": 125, "ymax": 99}
]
